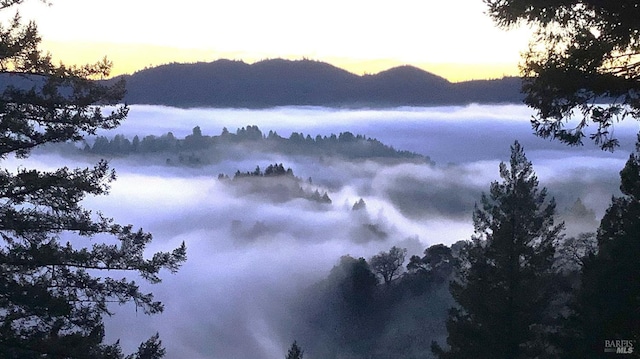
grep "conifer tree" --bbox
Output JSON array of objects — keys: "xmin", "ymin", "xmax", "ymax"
[
  {"xmin": 285, "ymin": 341, "xmax": 304, "ymax": 359},
  {"xmin": 0, "ymin": 1, "xmax": 186, "ymax": 357},
  {"xmin": 561, "ymin": 139, "xmax": 640, "ymax": 358},
  {"xmin": 433, "ymin": 141, "xmax": 563, "ymax": 359}
]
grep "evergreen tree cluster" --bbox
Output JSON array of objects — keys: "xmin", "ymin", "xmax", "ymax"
[
  {"xmin": 218, "ymin": 164, "xmax": 332, "ymax": 204},
  {"xmin": 229, "ymin": 163, "xmax": 294, "ymax": 179},
  {"xmin": 559, "ymin": 140, "xmax": 640, "ymax": 358},
  {"xmin": 296, "ymin": 140, "xmax": 640, "ymax": 359},
  {"xmin": 4, "ymin": 0, "xmax": 639, "ymax": 357},
  {"xmin": 84, "ymin": 125, "xmax": 430, "ymax": 163},
  {"xmin": 431, "ymin": 141, "xmax": 640, "ymax": 359},
  {"xmin": 296, "ymin": 244, "xmax": 458, "ymax": 359},
  {"xmin": 434, "ymin": 142, "xmax": 563, "ymax": 359}
]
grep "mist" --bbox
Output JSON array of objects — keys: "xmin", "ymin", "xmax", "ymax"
[{"xmin": 17, "ymin": 104, "xmax": 636, "ymax": 358}]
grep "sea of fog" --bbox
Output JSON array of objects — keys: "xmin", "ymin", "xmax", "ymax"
[{"xmin": 9, "ymin": 104, "xmax": 640, "ymax": 358}]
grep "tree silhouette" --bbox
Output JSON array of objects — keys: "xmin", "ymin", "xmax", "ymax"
[
  {"xmin": 352, "ymin": 198, "xmax": 366, "ymax": 211},
  {"xmin": 285, "ymin": 341, "xmax": 304, "ymax": 359},
  {"xmin": 370, "ymin": 246, "xmax": 407, "ymax": 285},
  {"xmin": 485, "ymin": 0, "xmax": 640, "ymax": 150},
  {"xmin": 407, "ymin": 244, "xmax": 456, "ymax": 284},
  {"xmin": 0, "ymin": 2, "xmax": 186, "ymax": 357},
  {"xmin": 560, "ymin": 138, "xmax": 640, "ymax": 358},
  {"xmin": 130, "ymin": 333, "xmax": 166, "ymax": 359},
  {"xmin": 433, "ymin": 141, "xmax": 563, "ymax": 358}
]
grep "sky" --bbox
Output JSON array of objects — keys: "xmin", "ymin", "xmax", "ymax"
[{"xmin": 10, "ymin": 0, "xmax": 534, "ymax": 82}]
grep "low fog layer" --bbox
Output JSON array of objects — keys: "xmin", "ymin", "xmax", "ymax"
[
  {"xmin": 15, "ymin": 105, "xmax": 636, "ymax": 358},
  {"xmin": 103, "ymin": 104, "xmax": 639, "ymax": 163}
]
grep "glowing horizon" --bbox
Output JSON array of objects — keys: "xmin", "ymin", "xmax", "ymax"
[
  {"xmin": 18, "ymin": 0, "xmax": 532, "ymax": 83},
  {"xmin": 43, "ymin": 40, "xmax": 523, "ymax": 82}
]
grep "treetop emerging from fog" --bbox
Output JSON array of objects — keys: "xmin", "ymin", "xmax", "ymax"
[{"xmin": 485, "ymin": 0, "xmax": 640, "ymax": 150}]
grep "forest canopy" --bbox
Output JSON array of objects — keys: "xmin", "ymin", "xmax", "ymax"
[{"xmin": 81, "ymin": 125, "xmax": 431, "ymax": 165}]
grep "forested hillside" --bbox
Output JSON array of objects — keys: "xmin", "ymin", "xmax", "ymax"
[
  {"xmin": 116, "ymin": 59, "xmax": 524, "ymax": 108},
  {"xmin": 82, "ymin": 125, "xmax": 432, "ymax": 165}
]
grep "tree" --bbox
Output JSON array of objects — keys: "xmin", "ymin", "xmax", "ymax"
[
  {"xmin": 299, "ymin": 255, "xmax": 378, "ymax": 358},
  {"xmin": 352, "ymin": 198, "xmax": 366, "ymax": 211},
  {"xmin": 369, "ymin": 246, "xmax": 407, "ymax": 285},
  {"xmin": 334, "ymin": 256, "xmax": 378, "ymax": 313},
  {"xmin": 132, "ymin": 135, "xmax": 140, "ymax": 152},
  {"xmin": 183, "ymin": 125, "xmax": 207, "ymax": 150},
  {"xmin": 555, "ymin": 232, "xmax": 597, "ymax": 271},
  {"xmin": 285, "ymin": 341, "xmax": 304, "ymax": 359},
  {"xmin": 130, "ymin": 334, "xmax": 166, "ymax": 359},
  {"xmin": 561, "ymin": 139, "xmax": 640, "ymax": 358},
  {"xmin": 433, "ymin": 141, "xmax": 563, "ymax": 359},
  {"xmin": 485, "ymin": 0, "xmax": 640, "ymax": 150},
  {"xmin": 0, "ymin": 1, "xmax": 186, "ymax": 357},
  {"xmin": 404, "ymin": 244, "xmax": 456, "ymax": 296},
  {"xmin": 407, "ymin": 244, "xmax": 456, "ymax": 283}
]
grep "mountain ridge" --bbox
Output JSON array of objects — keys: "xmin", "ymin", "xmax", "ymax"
[{"xmin": 115, "ymin": 58, "xmax": 524, "ymax": 108}]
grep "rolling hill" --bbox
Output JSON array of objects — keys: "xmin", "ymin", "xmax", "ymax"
[{"xmin": 118, "ymin": 59, "xmax": 525, "ymax": 108}]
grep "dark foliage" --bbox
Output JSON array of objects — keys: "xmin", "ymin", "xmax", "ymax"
[
  {"xmin": 231, "ymin": 163, "xmax": 294, "ymax": 179},
  {"xmin": 485, "ymin": 0, "xmax": 640, "ymax": 150},
  {"xmin": 285, "ymin": 341, "xmax": 303, "ymax": 359},
  {"xmin": 352, "ymin": 198, "xmax": 367, "ymax": 211},
  {"xmin": 560, "ymin": 139, "xmax": 640, "ymax": 358},
  {"xmin": 218, "ymin": 164, "xmax": 332, "ymax": 204},
  {"xmin": 434, "ymin": 142, "xmax": 564, "ymax": 359},
  {"xmin": 407, "ymin": 244, "xmax": 456, "ymax": 287},
  {"xmin": 83, "ymin": 125, "xmax": 431, "ymax": 165},
  {"xmin": 0, "ymin": 2, "xmax": 186, "ymax": 357},
  {"xmin": 369, "ymin": 246, "xmax": 407, "ymax": 285},
  {"xmin": 296, "ymin": 244, "xmax": 459, "ymax": 359}
]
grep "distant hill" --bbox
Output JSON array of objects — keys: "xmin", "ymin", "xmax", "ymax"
[{"xmin": 115, "ymin": 59, "xmax": 523, "ymax": 108}]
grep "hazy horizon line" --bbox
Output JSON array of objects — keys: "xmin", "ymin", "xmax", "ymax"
[
  {"xmin": 118, "ymin": 57, "xmax": 522, "ymax": 83},
  {"xmin": 41, "ymin": 40, "xmax": 522, "ymax": 83}
]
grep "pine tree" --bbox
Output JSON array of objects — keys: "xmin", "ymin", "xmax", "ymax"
[
  {"xmin": 285, "ymin": 341, "xmax": 304, "ymax": 359},
  {"xmin": 433, "ymin": 141, "xmax": 563, "ymax": 359},
  {"xmin": 561, "ymin": 139, "xmax": 640, "ymax": 358},
  {"xmin": 0, "ymin": 1, "xmax": 186, "ymax": 357}
]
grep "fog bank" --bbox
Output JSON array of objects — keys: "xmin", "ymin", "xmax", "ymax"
[{"xmin": 12, "ymin": 104, "xmax": 636, "ymax": 358}]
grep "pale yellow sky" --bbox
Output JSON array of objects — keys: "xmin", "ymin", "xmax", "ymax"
[{"xmin": 12, "ymin": 0, "xmax": 533, "ymax": 82}]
